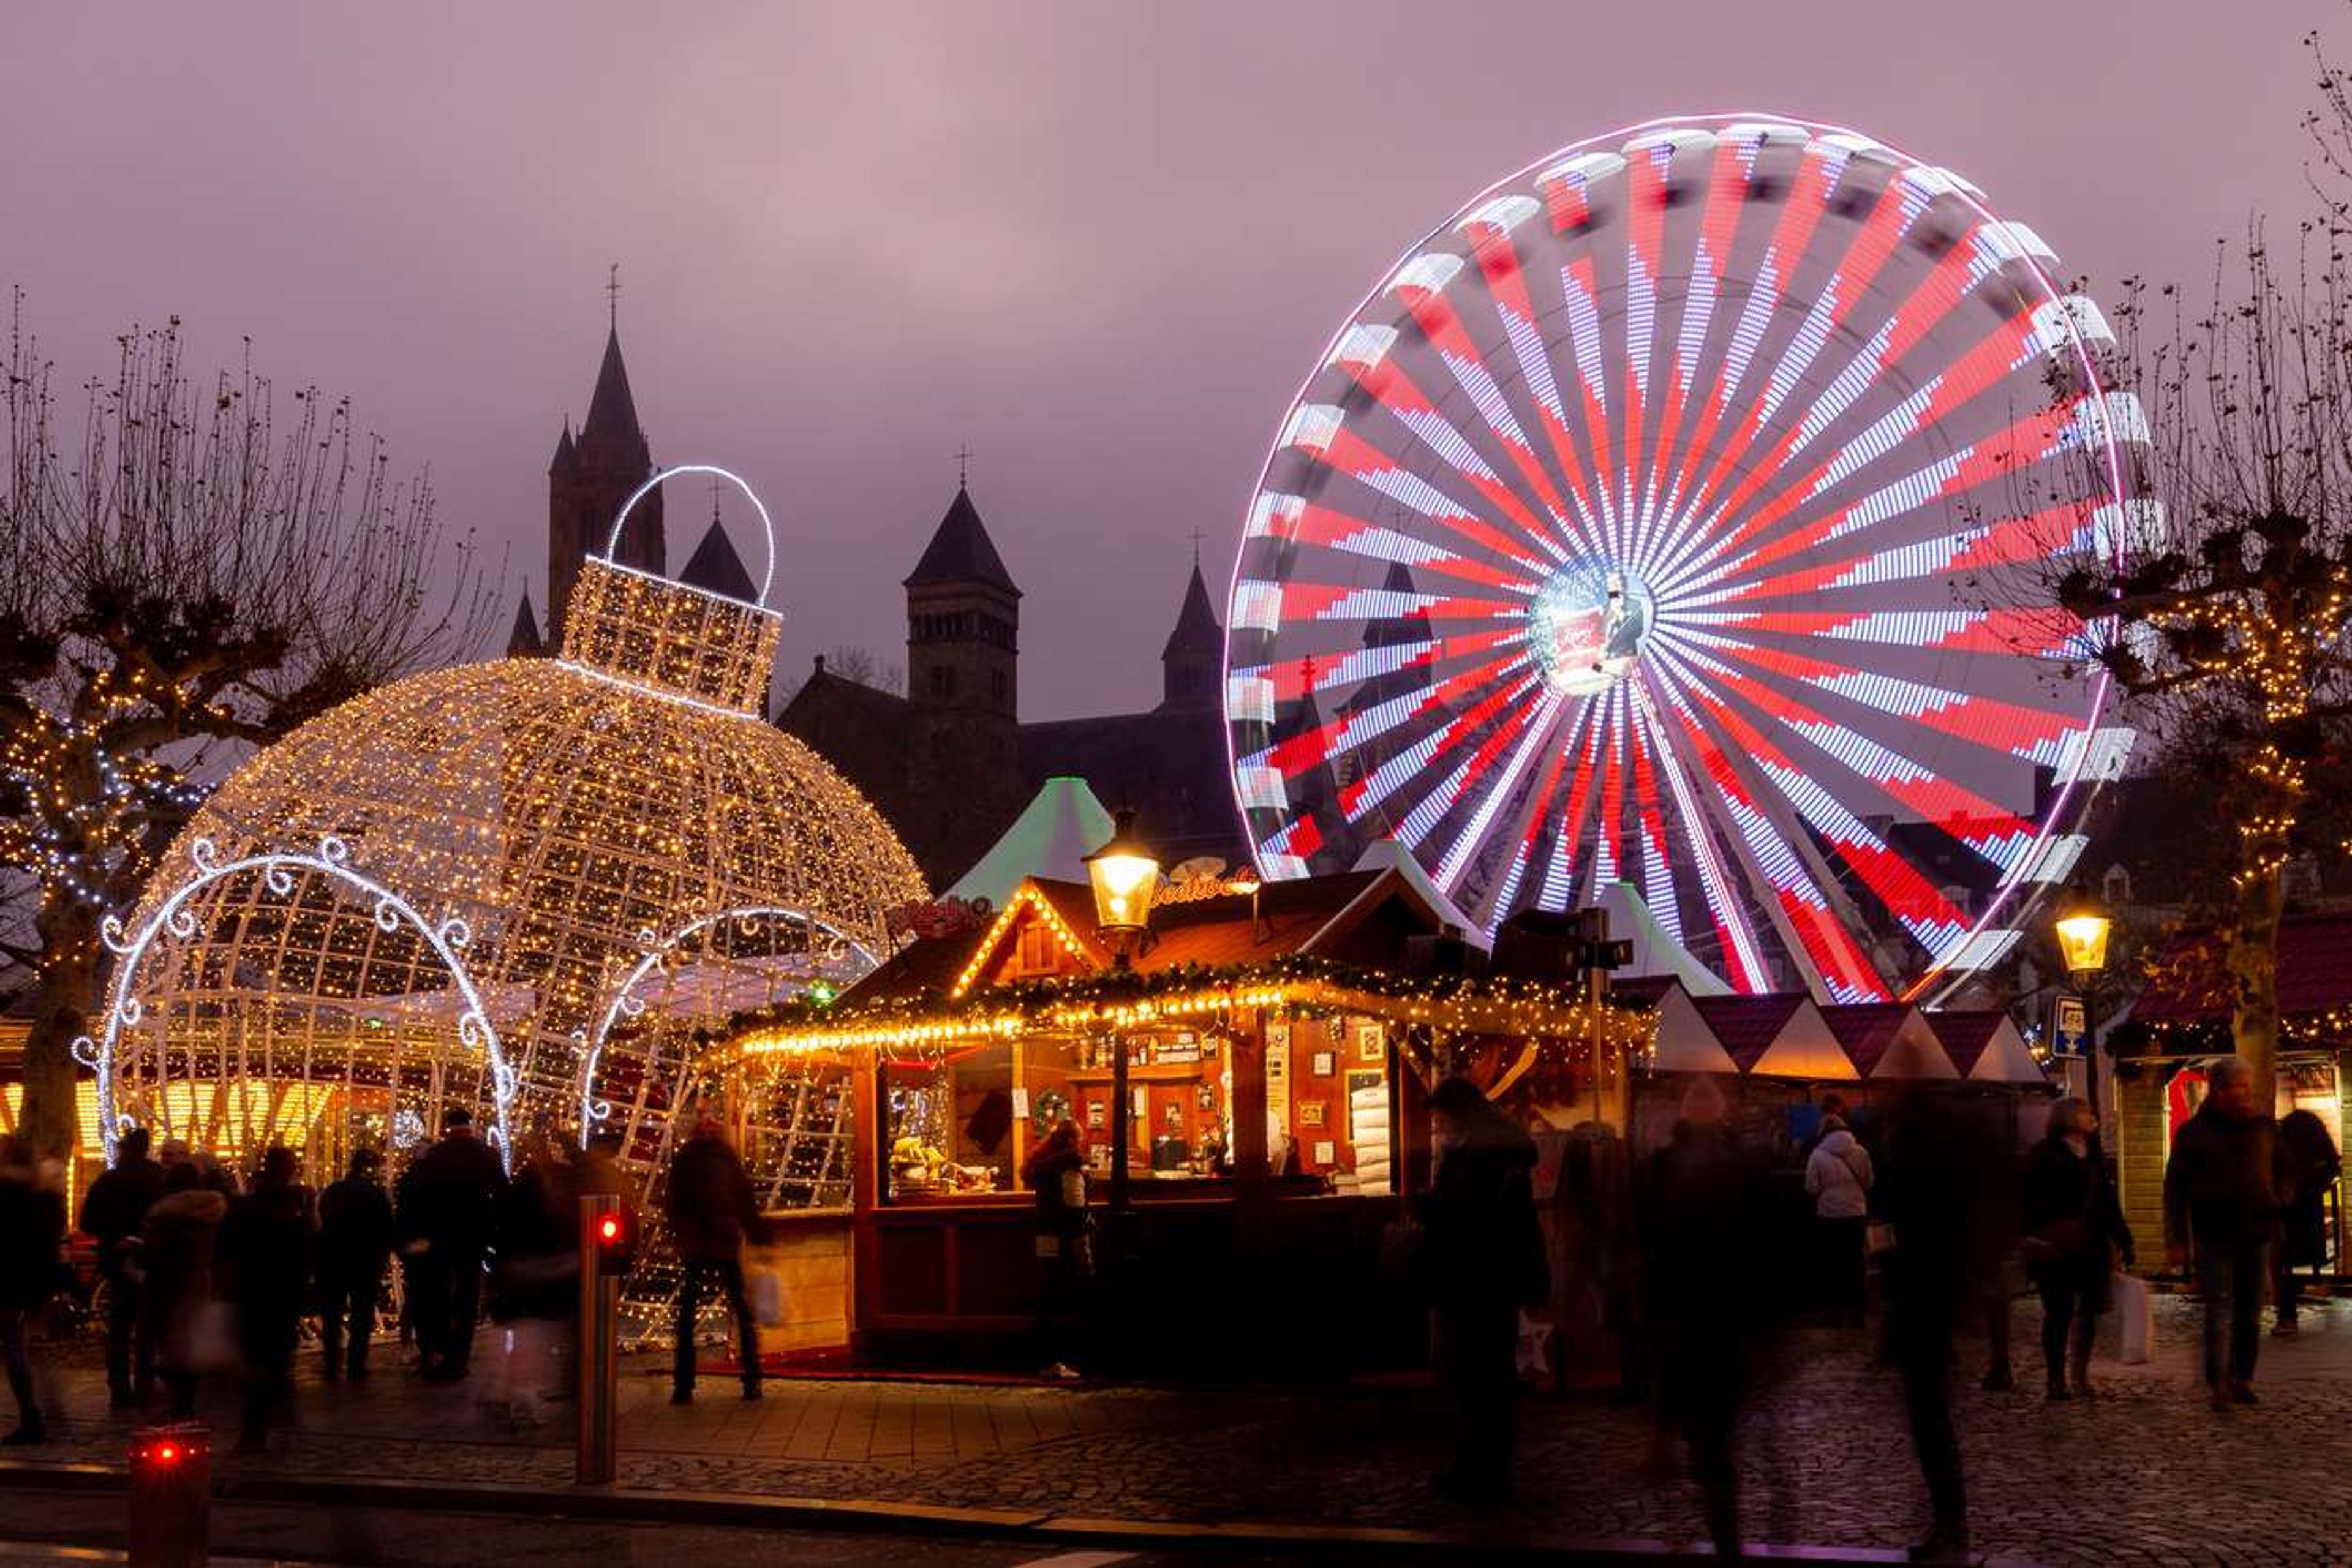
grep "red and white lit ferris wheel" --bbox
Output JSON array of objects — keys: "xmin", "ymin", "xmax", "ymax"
[{"xmin": 1224, "ymin": 115, "xmax": 2151, "ymax": 1003}]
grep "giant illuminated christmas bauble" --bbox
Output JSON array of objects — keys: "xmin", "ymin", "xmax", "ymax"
[{"xmin": 89, "ymin": 469, "xmax": 925, "ymax": 1174}]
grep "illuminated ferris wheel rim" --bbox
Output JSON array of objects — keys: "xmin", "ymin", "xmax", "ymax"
[{"xmin": 1221, "ymin": 108, "xmax": 2136, "ymax": 1005}]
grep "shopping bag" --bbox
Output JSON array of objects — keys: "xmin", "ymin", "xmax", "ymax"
[
  {"xmin": 2114, "ymin": 1271, "xmax": 2152, "ymax": 1365},
  {"xmin": 749, "ymin": 1268, "xmax": 786, "ymax": 1329},
  {"xmin": 1865, "ymin": 1221, "xmax": 1897, "ymax": 1257}
]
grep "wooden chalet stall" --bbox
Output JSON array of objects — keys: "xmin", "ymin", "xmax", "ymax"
[{"xmin": 716, "ymin": 867, "xmax": 1648, "ymax": 1376}]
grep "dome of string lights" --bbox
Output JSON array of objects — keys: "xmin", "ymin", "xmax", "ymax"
[{"xmin": 87, "ymin": 467, "xmax": 925, "ymax": 1175}]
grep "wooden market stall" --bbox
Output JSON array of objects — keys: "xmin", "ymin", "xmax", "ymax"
[{"xmin": 715, "ymin": 867, "xmax": 1649, "ymax": 1375}]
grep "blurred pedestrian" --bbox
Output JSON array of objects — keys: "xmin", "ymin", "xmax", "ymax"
[
  {"xmin": 1, "ymin": 1136, "xmax": 66, "ymax": 1444},
  {"xmin": 1022, "ymin": 1118, "xmax": 1091, "ymax": 1380},
  {"xmin": 2272, "ymin": 1107, "xmax": 2340, "ymax": 1336},
  {"xmin": 1803, "ymin": 1112, "xmax": 1873, "ymax": 1327},
  {"xmin": 317, "ymin": 1148, "xmax": 395, "ymax": 1382},
  {"xmin": 399, "ymin": 1107, "xmax": 508, "ymax": 1382},
  {"xmin": 2164, "ymin": 1057, "xmax": 2280, "ymax": 1410},
  {"xmin": 488, "ymin": 1131, "xmax": 578, "ymax": 1430},
  {"xmin": 1640, "ymin": 1077, "xmax": 1772, "ymax": 1556},
  {"xmin": 78, "ymin": 1127, "xmax": 165, "ymax": 1409},
  {"xmin": 2020, "ymin": 1098, "xmax": 2130, "ymax": 1401},
  {"xmin": 1880, "ymin": 1079, "xmax": 2003, "ymax": 1562},
  {"xmin": 665, "ymin": 1114, "xmax": 766, "ymax": 1404},
  {"xmin": 141, "ymin": 1162, "xmax": 229, "ymax": 1419},
  {"xmin": 1418, "ymin": 1076, "xmax": 1546, "ymax": 1507},
  {"xmin": 224, "ymin": 1145, "xmax": 312, "ymax": 1453}
]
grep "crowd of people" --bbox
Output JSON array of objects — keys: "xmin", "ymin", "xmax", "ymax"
[
  {"xmin": 1401, "ymin": 1059, "xmax": 2340, "ymax": 1564},
  {"xmin": 0, "ymin": 1106, "xmax": 776, "ymax": 1452}
]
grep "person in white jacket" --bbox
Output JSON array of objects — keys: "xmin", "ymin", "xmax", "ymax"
[{"xmin": 1805, "ymin": 1117, "xmax": 1875, "ymax": 1326}]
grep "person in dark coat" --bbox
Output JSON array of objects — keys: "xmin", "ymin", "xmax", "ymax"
[
  {"xmin": 488, "ymin": 1133, "xmax": 578, "ymax": 1430},
  {"xmin": 1417, "ymin": 1076, "xmax": 1545, "ymax": 1507},
  {"xmin": 2019, "ymin": 1098, "xmax": 2132, "ymax": 1401},
  {"xmin": 1638, "ymin": 1076, "xmax": 1776, "ymax": 1557},
  {"xmin": 78, "ymin": 1126, "xmax": 166, "ymax": 1407},
  {"xmin": 141, "ymin": 1163, "xmax": 229, "ymax": 1419},
  {"xmin": 665, "ymin": 1115, "xmax": 766, "ymax": 1404},
  {"xmin": 224, "ymin": 1145, "xmax": 312, "ymax": 1453},
  {"xmin": 1, "ymin": 1137, "xmax": 66, "ymax": 1445},
  {"xmin": 398, "ymin": 1107, "xmax": 509, "ymax": 1382},
  {"xmin": 316, "ymin": 1148, "xmax": 396, "ymax": 1382},
  {"xmin": 1879, "ymin": 1078, "xmax": 2005, "ymax": 1563},
  {"xmin": 2272, "ymin": 1107, "xmax": 2340, "ymax": 1336},
  {"xmin": 2164, "ymin": 1057, "xmax": 2280, "ymax": 1409},
  {"xmin": 1022, "ymin": 1118, "xmax": 1091, "ymax": 1379}
]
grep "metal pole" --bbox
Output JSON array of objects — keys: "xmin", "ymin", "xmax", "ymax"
[
  {"xmin": 2079, "ymin": 978, "xmax": 2104, "ymax": 1133},
  {"xmin": 1109, "ymin": 948, "xmax": 1133, "ymax": 1213},
  {"xmin": 577, "ymin": 1193, "xmax": 620, "ymax": 1486}
]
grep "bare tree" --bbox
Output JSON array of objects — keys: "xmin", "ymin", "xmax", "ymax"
[
  {"xmin": 824, "ymin": 644, "xmax": 905, "ymax": 696},
  {"xmin": 0, "ymin": 299, "xmax": 496, "ymax": 1159},
  {"xmin": 2027, "ymin": 229, "xmax": 2352, "ymax": 1099}
]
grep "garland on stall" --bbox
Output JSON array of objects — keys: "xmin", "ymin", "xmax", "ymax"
[{"xmin": 722, "ymin": 952, "xmax": 1655, "ymax": 1063}]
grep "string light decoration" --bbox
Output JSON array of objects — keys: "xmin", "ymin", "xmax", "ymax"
[{"xmin": 91, "ymin": 472, "xmax": 927, "ymax": 1227}]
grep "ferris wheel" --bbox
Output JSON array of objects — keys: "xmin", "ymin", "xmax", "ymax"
[{"xmin": 1224, "ymin": 115, "xmax": 2150, "ymax": 1003}]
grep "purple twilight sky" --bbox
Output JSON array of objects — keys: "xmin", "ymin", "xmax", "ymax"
[{"xmin": 2, "ymin": 1, "xmax": 2337, "ymax": 718}]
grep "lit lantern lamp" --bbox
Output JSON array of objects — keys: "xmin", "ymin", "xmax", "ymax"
[
  {"xmin": 2052, "ymin": 886, "xmax": 2115, "ymax": 1130},
  {"xmin": 1083, "ymin": 810, "xmax": 1159, "ymax": 1212}
]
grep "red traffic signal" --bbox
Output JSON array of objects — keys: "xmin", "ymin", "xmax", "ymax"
[{"xmin": 589, "ymin": 1204, "xmax": 636, "ymax": 1277}]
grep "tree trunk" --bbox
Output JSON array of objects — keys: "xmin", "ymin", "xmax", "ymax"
[
  {"xmin": 20, "ymin": 896, "xmax": 102, "ymax": 1164},
  {"xmin": 2228, "ymin": 863, "xmax": 2284, "ymax": 1112}
]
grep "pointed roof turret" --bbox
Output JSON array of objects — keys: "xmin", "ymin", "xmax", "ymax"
[
  {"xmin": 679, "ymin": 514, "xmax": 758, "ymax": 603},
  {"xmin": 507, "ymin": 592, "xmax": 544, "ymax": 658},
  {"xmin": 1161, "ymin": 559, "xmax": 1223, "ymax": 660},
  {"xmin": 575, "ymin": 327, "xmax": 649, "ymax": 472},
  {"xmin": 903, "ymin": 484, "xmax": 1019, "ymax": 595},
  {"xmin": 549, "ymin": 417, "xmax": 578, "ymax": 478}
]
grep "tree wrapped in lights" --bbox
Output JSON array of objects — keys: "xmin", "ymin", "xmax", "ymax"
[
  {"xmin": 89, "ymin": 472, "xmax": 927, "ymax": 1215},
  {"xmin": 2038, "ymin": 235, "xmax": 2352, "ymax": 1098},
  {"xmin": 0, "ymin": 300, "xmax": 491, "ymax": 1161}
]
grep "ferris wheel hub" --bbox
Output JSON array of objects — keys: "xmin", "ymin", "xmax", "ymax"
[{"xmin": 1529, "ymin": 566, "xmax": 1654, "ymax": 696}]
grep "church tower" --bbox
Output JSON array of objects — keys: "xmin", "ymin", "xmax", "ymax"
[
  {"xmin": 1158, "ymin": 554, "xmax": 1223, "ymax": 712},
  {"xmin": 902, "ymin": 481, "xmax": 1025, "ymax": 883},
  {"xmin": 547, "ymin": 311, "xmax": 664, "ymax": 646}
]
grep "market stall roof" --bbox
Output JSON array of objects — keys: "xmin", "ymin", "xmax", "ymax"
[
  {"xmin": 943, "ymin": 776, "xmax": 1116, "ymax": 911},
  {"xmin": 1921, "ymin": 1011, "xmax": 2043, "ymax": 1084},
  {"xmin": 2133, "ymin": 912, "xmax": 2352, "ymax": 1026},
  {"xmin": 1693, "ymin": 993, "xmax": 1858, "ymax": 1080},
  {"xmin": 1823, "ymin": 1003, "xmax": 1950, "ymax": 1080},
  {"xmin": 1649, "ymin": 984, "xmax": 1739, "ymax": 1074},
  {"xmin": 721, "ymin": 867, "xmax": 1653, "ymax": 1062}
]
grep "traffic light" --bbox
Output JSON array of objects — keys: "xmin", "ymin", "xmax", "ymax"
[
  {"xmin": 591, "ymin": 1205, "xmax": 636, "ymax": 1278},
  {"xmin": 129, "ymin": 1425, "xmax": 210, "ymax": 1567}
]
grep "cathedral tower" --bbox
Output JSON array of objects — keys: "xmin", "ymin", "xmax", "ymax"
[
  {"xmin": 903, "ymin": 481, "xmax": 1025, "ymax": 883},
  {"xmin": 547, "ymin": 319, "xmax": 664, "ymax": 646}
]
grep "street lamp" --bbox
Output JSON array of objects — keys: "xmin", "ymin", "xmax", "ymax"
[
  {"xmin": 1084, "ymin": 810, "xmax": 1159, "ymax": 1212},
  {"xmin": 2053, "ymin": 885, "xmax": 2115, "ymax": 1129},
  {"xmin": 1227, "ymin": 862, "xmax": 1265, "ymax": 943}
]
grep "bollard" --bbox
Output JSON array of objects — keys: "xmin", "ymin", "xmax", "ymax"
[
  {"xmin": 128, "ymin": 1425, "xmax": 210, "ymax": 1568},
  {"xmin": 576, "ymin": 1193, "xmax": 628, "ymax": 1485}
]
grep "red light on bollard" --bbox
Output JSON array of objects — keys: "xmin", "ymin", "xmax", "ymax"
[
  {"xmin": 129, "ymin": 1425, "xmax": 211, "ymax": 1568},
  {"xmin": 600, "ymin": 1215, "xmax": 619, "ymax": 1242}
]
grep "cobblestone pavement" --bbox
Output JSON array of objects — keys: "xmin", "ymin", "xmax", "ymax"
[{"xmin": 15, "ymin": 1295, "xmax": 2351, "ymax": 1565}]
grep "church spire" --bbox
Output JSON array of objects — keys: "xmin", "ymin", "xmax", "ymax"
[{"xmin": 1159, "ymin": 550, "xmax": 1223, "ymax": 711}]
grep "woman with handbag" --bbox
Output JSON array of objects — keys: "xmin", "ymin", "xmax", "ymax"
[
  {"xmin": 2020, "ymin": 1098, "xmax": 2132, "ymax": 1401},
  {"xmin": 1803, "ymin": 1114, "xmax": 1874, "ymax": 1327}
]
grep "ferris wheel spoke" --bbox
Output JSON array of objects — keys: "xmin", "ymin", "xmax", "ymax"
[
  {"xmin": 1626, "ymin": 676, "xmax": 1769, "ymax": 987},
  {"xmin": 1642, "ymin": 635, "xmax": 1972, "ymax": 962},
  {"xmin": 1458, "ymin": 695, "xmax": 1596, "ymax": 929}
]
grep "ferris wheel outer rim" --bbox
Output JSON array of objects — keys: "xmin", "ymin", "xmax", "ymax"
[{"xmin": 1218, "ymin": 107, "xmax": 2130, "ymax": 1003}]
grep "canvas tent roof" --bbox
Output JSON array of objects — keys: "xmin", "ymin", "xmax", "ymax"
[
  {"xmin": 1824, "ymin": 1004, "xmax": 1955, "ymax": 1080},
  {"xmin": 945, "ymin": 777, "xmax": 1115, "ymax": 910},
  {"xmin": 1924, "ymin": 1011, "xmax": 2045, "ymax": 1084},
  {"xmin": 1595, "ymin": 882, "xmax": 1731, "ymax": 996}
]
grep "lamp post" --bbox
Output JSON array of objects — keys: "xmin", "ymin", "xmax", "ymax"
[
  {"xmin": 1085, "ymin": 809, "xmax": 1160, "ymax": 1213},
  {"xmin": 1227, "ymin": 863, "xmax": 1265, "ymax": 944},
  {"xmin": 2054, "ymin": 886, "xmax": 2115, "ymax": 1130}
]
